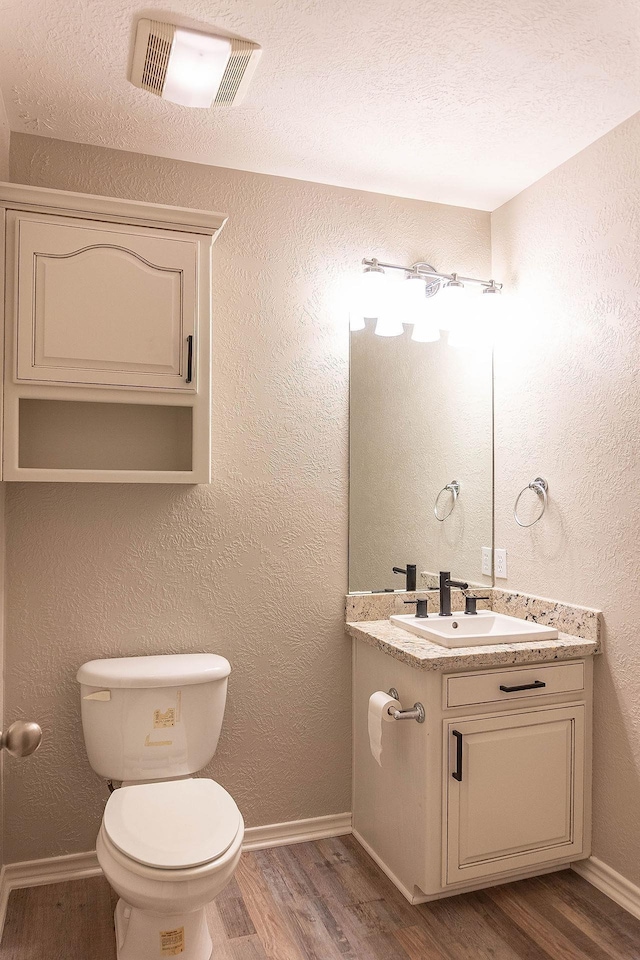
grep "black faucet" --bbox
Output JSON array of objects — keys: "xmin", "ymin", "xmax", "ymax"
[
  {"xmin": 392, "ymin": 564, "xmax": 417, "ymax": 591},
  {"xmin": 404, "ymin": 598, "xmax": 429, "ymax": 618},
  {"xmin": 464, "ymin": 595, "xmax": 491, "ymax": 615},
  {"xmin": 439, "ymin": 571, "xmax": 469, "ymax": 617}
]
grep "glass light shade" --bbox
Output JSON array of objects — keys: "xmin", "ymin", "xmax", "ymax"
[
  {"xmin": 448, "ymin": 286, "xmax": 500, "ymax": 348},
  {"xmin": 433, "ymin": 277, "xmax": 474, "ymax": 332},
  {"xmin": 411, "ymin": 318, "xmax": 440, "ymax": 342},
  {"xmin": 356, "ymin": 266, "xmax": 387, "ymax": 318},
  {"xmin": 399, "ymin": 273, "xmax": 427, "ymax": 324},
  {"xmin": 349, "ymin": 312, "xmax": 365, "ymax": 331},
  {"xmin": 163, "ymin": 29, "xmax": 232, "ymax": 108},
  {"xmin": 374, "ymin": 314, "xmax": 404, "ymax": 337},
  {"xmin": 448, "ymin": 317, "xmax": 479, "ymax": 349}
]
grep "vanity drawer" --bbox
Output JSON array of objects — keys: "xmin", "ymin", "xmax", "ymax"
[{"xmin": 445, "ymin": 661, "xmax": 585, "ymax": 708}]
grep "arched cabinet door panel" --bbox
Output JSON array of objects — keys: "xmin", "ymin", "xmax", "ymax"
[{"xmin": 11, "ymin": 212, "xmax": 203, "ymax": 391}]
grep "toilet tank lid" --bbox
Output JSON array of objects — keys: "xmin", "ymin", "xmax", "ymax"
[{"xmin": 76, "ymin": 653, "xmax": 231, "ymax": 688}]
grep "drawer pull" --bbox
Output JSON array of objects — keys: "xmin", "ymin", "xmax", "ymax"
[
  {"xmin": 499, "ymin": 680, "xmax": 546, "ymax": 693},
  {"xmin": 452, "ymin": 730, "xmax": 463, "ymax": 781},
  {"xmin": 186, "ymin": 335, "xmax": 194, "ymax": 383}
]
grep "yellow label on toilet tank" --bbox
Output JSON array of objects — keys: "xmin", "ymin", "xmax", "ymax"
[
  {"xmin": 160, "ymin": 926, "xmax": 184, "ymax": 955},
  {"xmin": 154, "ymin": 707, "xmax": 176, "ymax": 729}
]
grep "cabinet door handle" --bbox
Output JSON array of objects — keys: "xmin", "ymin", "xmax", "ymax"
[
  {"xmin": 499, "ymin": 680, "xmax": 546, "ymax": 693},
  {"xmin": 186, "ymin": 335, "xmax": 194, "ymax": 384},
  {"xmin": 452, "ymin": 730, "xmax": 463, "ymax": 781}
]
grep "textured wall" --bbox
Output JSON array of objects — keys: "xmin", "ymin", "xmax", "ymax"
[
  {"xmin": 0, "ymin": 88, "xmax": 9, "ymax": 180},
  {"xmin": 349, "ymin": 324, "xmax": 493, "ymax": 591},
  {"xmin": 7, "ymin": 133, "xmax": 489, "ymax": 863},
  {"xmin": 492, "ymin": 112, "xmax": 640, "ymax": 885}
]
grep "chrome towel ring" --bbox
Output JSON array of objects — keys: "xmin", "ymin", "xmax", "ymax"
[
  {"xmin": 434, "ymin": 480, "xmax": 460, "ymax": 522},
  {"xmin": 514, "ymin": 477, "xmax": 548, "ymax": 528}
]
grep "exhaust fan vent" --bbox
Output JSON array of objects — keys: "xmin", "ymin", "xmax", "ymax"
[
  {"xmin": 215, "ymin": 40, "xmax": 258, "ymax": 104},
  {"xmin": 139, "ymin": 20, "xmax": 175, "ymax": 96},
  {"xmin": 131, "ymin": 19, "xmax": 261, "ymax": 107}
]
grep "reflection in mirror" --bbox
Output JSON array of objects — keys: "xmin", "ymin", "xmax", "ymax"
[{"xmin": 349, "ymin": 320, "xmax": 493, "ymax": 593}]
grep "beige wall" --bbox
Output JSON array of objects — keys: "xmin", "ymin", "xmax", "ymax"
[
  {"xmin": 6, "ymin": 133, "xmax": 489, "ymax": 862},
  {"xmin": 492, "ymin": 112, "xmax": 640, "ymax": 885},
  {"xmin": 0, "ymin": 90, "xmax": 8, "ymax": 181}
]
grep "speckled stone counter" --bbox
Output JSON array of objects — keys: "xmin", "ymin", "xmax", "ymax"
[{"xmin": 346, "ymin": 619, "xmax": 599, "ymax": 671}]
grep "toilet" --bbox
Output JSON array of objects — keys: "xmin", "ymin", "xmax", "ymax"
[{"xmin": 77, "ymin": 653, "xmax": 244, "ymax": 960}]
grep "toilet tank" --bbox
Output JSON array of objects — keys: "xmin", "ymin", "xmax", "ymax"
[{"xmin": 77, "ymin": 653, "xmax": 231, "ymax": 781}]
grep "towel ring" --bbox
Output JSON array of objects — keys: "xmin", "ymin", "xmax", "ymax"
[
  {"xmin": 514, "ymin": 477, "xmax": 548, "ymax": 528},
  {"xmin": 434, "ymin": 480, "xmax": 460, "ymax": 522}
]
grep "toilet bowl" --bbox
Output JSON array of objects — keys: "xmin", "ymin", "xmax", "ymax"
[
  {"xmin": 96, "ymin": 777, "xmax": 244, "ymax": 960},
  {"xmin": 77, "ymin": 653, "xmax": 243, "ymax": 958}
]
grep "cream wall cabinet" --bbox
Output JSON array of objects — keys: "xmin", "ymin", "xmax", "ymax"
[
  {"xmin": 0, "ymin": 183, "xmax": 227, "ymax": 482},
  {"xmin": 352, "ymin": 639, "xmax": 592, "ymax": 904},
  {"xmin": 12, "ymin": 212, "xmax": 198, "ymax": 392}
]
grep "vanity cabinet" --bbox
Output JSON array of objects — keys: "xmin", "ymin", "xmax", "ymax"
[
  {"xmin": 0, "ymin": 183, "xmax": 227, "ymax": 482},
  {"xmin": 445, "ymin": 705, "xmax": 584, "ymax": 884},
  {"xmin": 352, "ymin": 639, "xmax": 592, "ymax": 904}
]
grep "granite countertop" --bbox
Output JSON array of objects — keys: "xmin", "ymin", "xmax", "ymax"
[{"xmin": 346, "ymin": 618, "xmax": 599, "ymax": 671}]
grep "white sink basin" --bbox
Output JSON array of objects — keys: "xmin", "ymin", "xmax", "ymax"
[{"xmin": 390, "ymin": 611, "xmax": 558, "ymax": 648}]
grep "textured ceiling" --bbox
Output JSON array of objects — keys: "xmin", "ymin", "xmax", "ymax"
[{"xmin": 0, "ymin": 0, "xmax": 638, "ymax": 210}]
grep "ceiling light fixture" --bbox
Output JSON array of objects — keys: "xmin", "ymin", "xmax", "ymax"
[{"xmin": 130, "ymin": 19, "xmax": 262, "ymax": 108}]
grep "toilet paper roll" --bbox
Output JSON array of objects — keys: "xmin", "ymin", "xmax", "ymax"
[{"xmin": 368, "ymin": 691, "xmax": 400, "ymax": 767}]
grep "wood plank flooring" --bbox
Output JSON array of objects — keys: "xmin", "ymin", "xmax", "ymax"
[{"xmin": 2, "ymin": 836, "xmax": 639, "ymax": 959}]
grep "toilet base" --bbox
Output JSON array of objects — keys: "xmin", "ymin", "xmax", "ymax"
[{"xmin": 114, "ymin": 898, "xmax": 213, "ymax": 960}]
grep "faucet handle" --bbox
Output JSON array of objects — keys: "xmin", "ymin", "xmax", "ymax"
[
  {"xmin": 464, "ymin": 595, "xmax": 491, "ymax": 616},
  {"xmin": 404, "ymin": 598, "xmax": 429, "ymax": 618}
]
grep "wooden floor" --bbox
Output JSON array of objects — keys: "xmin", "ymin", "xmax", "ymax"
[{"xmin": 2, "ymin": 836, "xmax": 640, "ymax": 959}]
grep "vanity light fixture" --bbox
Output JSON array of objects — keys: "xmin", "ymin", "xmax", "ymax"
[
  {"xmin": 401, "ymin": 270, "xmax": 428, "ymax": 324},
  {"xmin": 353, "ymin": 258, "xmax": 502, "ymax": 341},
  {"xmin": 374, "ymin": 314, "xmax": 405, "ymax": 337},
  {"xmin": 130, "ymin": 19, "xmax": 262, "ymax": 108},
  {"xmin": 357, "ymin": 259, "xmax": 387, "ymax": 318},
  {"xmin": 411, "ymin": 316, "xmax": 440, "ymax": 342}
]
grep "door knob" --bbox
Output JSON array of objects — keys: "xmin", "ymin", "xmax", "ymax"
[{"xmin": 1, "ymin": 721, "xmax": 42, "ymax": 757}]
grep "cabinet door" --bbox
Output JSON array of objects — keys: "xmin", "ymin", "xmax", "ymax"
[
  {"xmin": 445, "ymin": 706, "xmax": 584, "ymax": 885},
  {"xmin": 11, "ymin": 212, "xmax": 202, "ymax": 391}
]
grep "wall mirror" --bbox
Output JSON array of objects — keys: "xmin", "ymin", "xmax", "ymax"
[{"xmin": 349, "ymin": 316, "xmax": 493, "ymax": 593}]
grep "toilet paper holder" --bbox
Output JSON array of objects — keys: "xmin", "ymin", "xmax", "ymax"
[{"xmin": 388, "ymin": 688, "xmax": 425, "ymax": 723}]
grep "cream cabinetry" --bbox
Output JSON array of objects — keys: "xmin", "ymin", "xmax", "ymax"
[
  {"xmin": 352, "ymin": 639, "xmax": 592, "ymax": 904},
  {"xmin": 12, "ymin": 213, "xmax": 198, "ymax": 392},
  {"xmin": 445, "ymin": 705, "xmax": 584, "ymax": 884},
  {"xmin": 0, "ymin": 183, "xmax": 226, "ymax": 482}
]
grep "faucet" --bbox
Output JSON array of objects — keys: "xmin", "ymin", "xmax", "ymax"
[
  {"xmin": 392, "ymin": 564, "xmax": 417, "ymax": 591},
  {"xmin": 439, "ymin": 571, "xmax": 469, "ymax": 617}
]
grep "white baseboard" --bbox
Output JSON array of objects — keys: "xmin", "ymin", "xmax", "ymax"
[
  {"xmin": 243, "ymin": 812, "xmax": 352, "ymax": 851},
  {"xmin": 352, "ymin": 828, "xmax": 418, "ymax": 902},
  {"xmin": 0, "ymin": 812, "xmax": 353, "ymax": 939},
  {"xmin": 572, "ymin": 856, "xmax": 640, "ymax": 921},
  {"xmin": 0, "ymin": 850, "xmax": 101, "ymax": 936}
]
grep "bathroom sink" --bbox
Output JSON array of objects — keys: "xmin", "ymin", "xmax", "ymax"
[{"xmin": 390, "ymin": 611, "xmax": 558, "ymax": 648}]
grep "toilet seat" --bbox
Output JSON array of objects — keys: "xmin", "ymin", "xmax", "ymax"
[{"xmin": 103, "ymin": 778, "xmax": 241, "ymax": 869}]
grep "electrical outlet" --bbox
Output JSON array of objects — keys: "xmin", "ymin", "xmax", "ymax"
[
  {"xmin": 495, "ymin": 548, "xmax": 508, "ymax": 579},
  {"xmin": 481, "ymin": 547, "xmax": 492, "ymax": 577}
]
